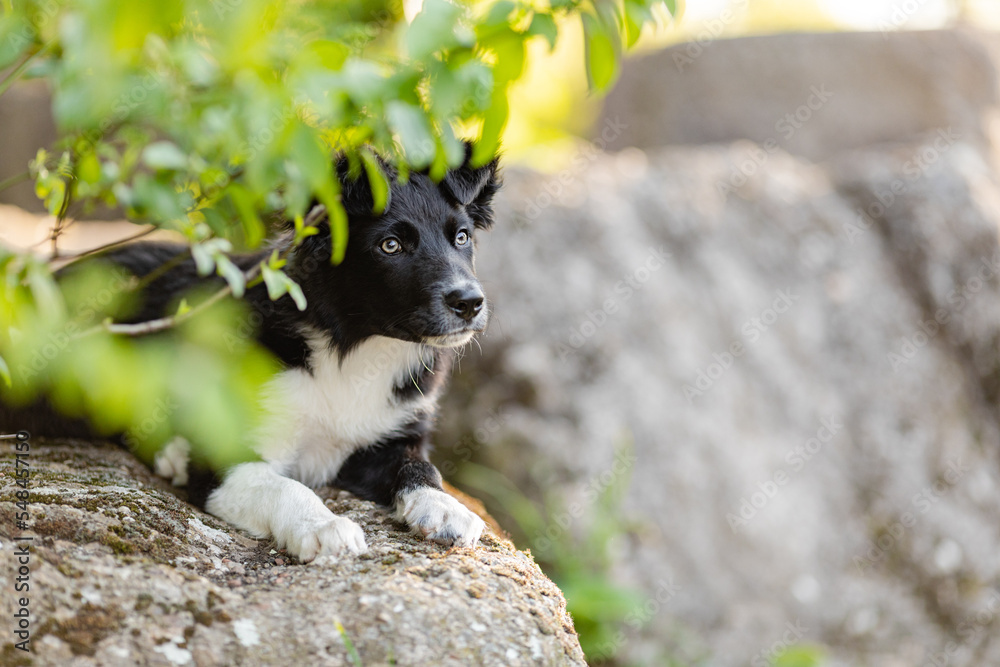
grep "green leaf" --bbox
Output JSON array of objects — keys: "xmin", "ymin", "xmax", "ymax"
[
  {"xmin": 176, "ymin": 299, "xmax": 191, "ymax": 317},
  {"xmin": 484, "ymin": 0, "xmax": 516, "ymax": 27},
  {"xmin": 191, "ymin": 239, "xmax": 232, "ymax": 276},
  {"xmin": 474, "ymin": 95, "xmax": 508, "ymax": 166},
  {"xmin": 142, "ymin": 141, "xmax": 189, "ymax": 171},
  {"xmin": 191, "ymin": 244, "xmax": 214, "ymax": 276},
  {"xmin": 529, "ymin": 13, "xmax": 558, "ymax": 51},
  {"xmin": 26, "ymin": 262, "xmax": 64, "ymax": 323},
  {"xmin": 292, "ymin": 214, "xmax": 319, "ymax": 245},
  {"xmin": 407, "ymin": 0, "xmax": 465, "ymax": 61},
  {"xmin": 490, "ymin": 31, "xmax": 526, "ymax": 84},
  {"xmin": 0, "ymin": 15, "xmax": 34, "ymax": 70},
  {"xmin": 326, "ymin": 198, "xmax": 348, "ymax": 265},
  {"xmin": 77, "ymin": 151, "xmax": 102, "ymax": 185},
  {"xmin": 228, "ymin": 184, "xmax": 265, "ymax": 248},
  {"xmin": 130, "ymin": 174, "xmax": 188, "ymax": 221},
  {"xmin": 306, "ymin": 40, "xmax": 349, "ymax": 71},
  {"xmin": 0, "ymin": 353, "xmax": 10, "ymax": 388},
  {"xmin": 260, "ymin": 264, "xmax": 288, "ymax": 302},
  {"xmin": 335, "ymin": 620, "xmax": 363, "ymax": 667},
  {"xmin": 267, "ymin": 249, "xmax": 286, "ymax": 270},
  {"xmin": 261, "ymin": 264, "xmax": 307, "ymax": 311},
  {"xmin": 582, "ymin": 14, "xmax": 620, "ymax": 92},
  {"xmin": 214, "ymin": 255, "xmax": 245, "ymax": 298},
  {"xmin": 623, "ymin": 2, "xmax": 650, "ymax": 49},
  {"xmin": 289, "ymin": 123, "xmax": 333, "ymax": 193},
  {"xmin": 360, "ymin": 149, "xmax": 389, "ymax": 213},
  {"xmin": 773, "ymin": 644, "xmax": 827, "ymax": 667},
  {"xmin": 284, "ymin": 276, "xmax": 307, "ymax": 311},
  {"xmin": 386, "ymin": 101, "xmax": 435, "ymax": 168}
]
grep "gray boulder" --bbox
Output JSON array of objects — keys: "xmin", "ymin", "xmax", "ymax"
[
  {"xmin": 598, "ymin": 29, "xmax": 1000, "ymax": 161},
  {"xmin": 437, "ymin": 135, "xmax": 1000, "ymax": 665},
  {"xmin": 0, "ymin": 439, "xmax": 586, "ymax": 666}
]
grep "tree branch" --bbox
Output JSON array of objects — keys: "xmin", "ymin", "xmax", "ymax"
[
  {"xmin": 89, "ymin": 280, "xmax": 240, "ymax": 337},
  {"xmin": 49, "ymin": 185, "xmax": 74, "ymax": 260},
  {"xmin": 74, "ymin": 255, "xmax": 266, "ymax": 339},
  {"xmin": 0, "ymin": 170, "xmax": 29, "ymax": 193},
  {"xmin": 71, "ymin": 205, "xmax": 325, "ymax": 339},
  {"xmin": 51, "ymin": 225, "xmax": 158, "ymax": 265},
  {"xmin": 0, "ymin": 43, "xmax": 50, "ymax": 99}
]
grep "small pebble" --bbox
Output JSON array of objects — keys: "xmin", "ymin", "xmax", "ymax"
[{"xmin": 274, "ymin": 558, "xmax": 285, "ymax": 566}]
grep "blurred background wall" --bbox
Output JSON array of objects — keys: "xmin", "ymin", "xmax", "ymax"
[
  {"xmin": 433, "ymin": 2, "xmax": 1000, "ymax": 666},
  {"xmin": 7, "ymin": 1, "xmax": 1000, "ymax": 665}
]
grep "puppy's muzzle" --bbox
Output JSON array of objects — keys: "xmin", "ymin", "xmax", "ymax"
[{"xmin": 443, "ymin": 284, "xmax": 485, "ymax": 322}]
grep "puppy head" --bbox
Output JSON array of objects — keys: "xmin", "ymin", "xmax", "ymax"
[{"xmin": 294, "ymin": 147, "xmax": 501, "ymax": 352}]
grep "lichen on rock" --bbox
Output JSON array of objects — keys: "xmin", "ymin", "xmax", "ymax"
[{"xmin": 0, "ymin": 439, "xmax": 586, "ymax": 666}]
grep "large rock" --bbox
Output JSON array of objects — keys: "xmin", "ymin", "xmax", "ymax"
[
  {"xmin": 436, "ymin": 135, "xmax": 1000, "ymax": 665},
  {"xmin": 599, "ymin": 29, "xmax": 1000, "ymax": 160},
  {"xmin": 0, "ymin": 439, "xmax": 586, "ymax": 666}
]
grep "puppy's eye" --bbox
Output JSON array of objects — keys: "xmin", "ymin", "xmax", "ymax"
[
  {"xmin": 455, "ymin": 230, "xmax": 470, "ymax": 246},
  {"xmin": 380, "ymin": 238, "xmax": 402, "ymax": 255}
]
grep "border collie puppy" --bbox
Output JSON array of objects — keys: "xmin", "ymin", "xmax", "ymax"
[{"xmin": 78, "ymin": 152, "xmax": 498, "ymax": 561}]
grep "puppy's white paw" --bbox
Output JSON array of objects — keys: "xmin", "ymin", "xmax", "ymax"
[
  {"xmin": 396, "ymin": 487, "xmax": 485, "ymax": 548},
  {"xmin": 153, "ymin": 437, "xmax": 190, "ymax": 487},
  {"xmin": 288, "ymin": 515, "xmax": 367, "ymax": 563}
]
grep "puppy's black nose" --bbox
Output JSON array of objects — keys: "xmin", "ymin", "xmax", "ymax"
[{"xmin": 444, "ymin": 286, "xmax": 484, "ymax": 321}]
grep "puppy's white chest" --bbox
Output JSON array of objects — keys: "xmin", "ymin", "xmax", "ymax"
[{"xmin": 255, "ymin": 336, "xmax": 435, "ymax": 487}]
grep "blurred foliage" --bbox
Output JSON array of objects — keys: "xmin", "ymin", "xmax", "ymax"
[
  {"xmin": 457, "ymin": 442, "xmax": 670, "ymax": 665},
  {"xmin": 772, "ymin": 645, "xmax": 827, "ymax": 667},
  {"xmin": 0, "ymin": 0, "xmax": 673, "ymax": 461},
  {"xmin": 457, "ymin": 448, "xmax": 828, "ymax": 665}
]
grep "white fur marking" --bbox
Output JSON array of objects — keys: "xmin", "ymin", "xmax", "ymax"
[
  {"xmin": 395, "ymin": 487, "xmax": 485, "ymax": 547},
  {"xmin": 423, "ymin": 331, "xmax": 477, "ymax": 348},
  {"xmin": 153, "ymin": 436, "xmax": 190, "ymax": 487},
  {"xmin": 255, "ymin": 334, "xmax": 438, "ymax": 487},
  {"xmin": 205, "ymin": 462, "xmax": 367, "ymax": 562}
]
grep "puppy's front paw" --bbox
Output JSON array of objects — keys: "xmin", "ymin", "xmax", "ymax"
[
  {"xmin": 396, "ymin": 487, "xmax": 485, "ymax": 548},
  {"xmin": 153, "ymin": 436, "xmax": 190, "ymax": 487},
  {"xmin": 288, "ymin": 515, "xmax": 367, "ymax": 563}
]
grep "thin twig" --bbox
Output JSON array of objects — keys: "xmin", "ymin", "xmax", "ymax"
[
  {"xmin": 51, "ymin": 225, "xmax": 158, "ymax": 264},
  {"xmin": 131, "ymin": 249, "xmax": 189, "ymax": 292},
  {"xmin": 73, "ymin": 205, "xmax": 324, "ymax": 338},
  {"xmin": 93, "ymin": 282, "xmax": 237, "ymax": 336},
  {"xmin": 0, "ymin": 43, "xmax": 50, "ymax": 99},
  {"xmin": 49, "ymin": 185, "xmax": 73, "ymax": 260},
  {"xmin": 0, "ymin": 170, "xmax": 29, "ymax": 193},
  {"xmin": 75, "ymin": 261, "xmax": 263, "ymax": 339}
]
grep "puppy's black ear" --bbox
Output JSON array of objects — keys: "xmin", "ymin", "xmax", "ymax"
[
  {"xmin": 336, "ymin": 155, "xmax": 392, "ymax": 216},
  {"xmin": 441, "ymin": 143, "xmax": 501, "ymax": 230}
]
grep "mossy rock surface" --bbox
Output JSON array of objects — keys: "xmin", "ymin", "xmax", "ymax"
[{"xmin": 0, "ymin": 439, "xmax": 586, "ymax": 666}]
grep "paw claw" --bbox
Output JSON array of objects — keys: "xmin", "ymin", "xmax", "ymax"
[
  {"xmin": 397, "ymin": 488, "xmax": 485, "ymax": 548},
  {"xmin": 289, "ymin": 515, "xmax": 367, "ymax": 563}
]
